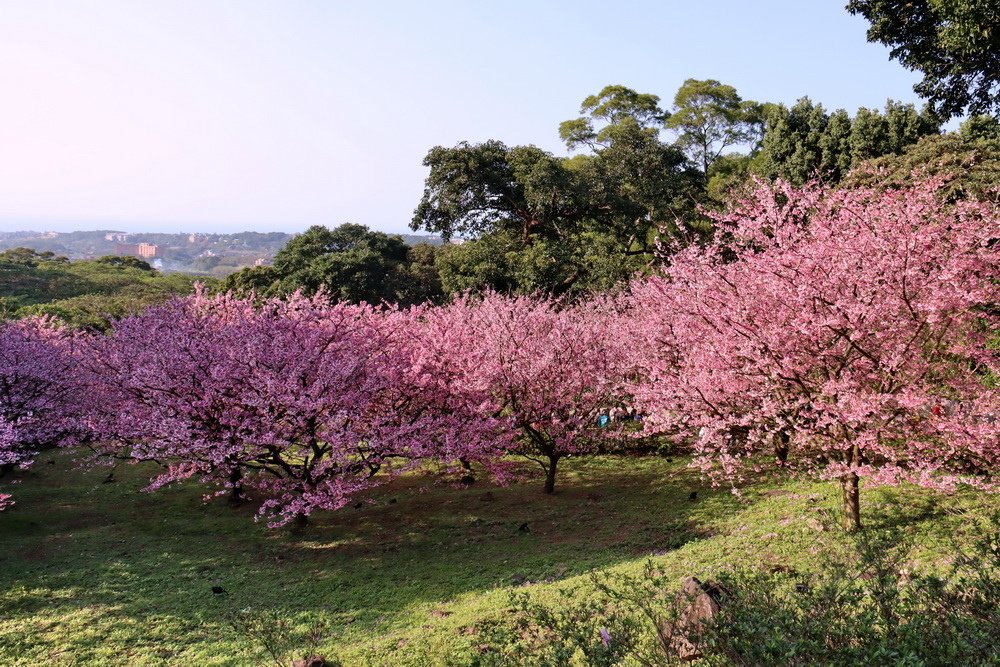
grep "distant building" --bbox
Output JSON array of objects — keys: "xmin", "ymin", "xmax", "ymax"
[
  {"xmin": 188, "ymin": 233, "xmax": 210, "ymax": 244},
  {"xmin": 254, "ymin": 257, "xmax": 270, "ymax": 266},
  {"xmin": 105, "ymin": 232, "xmax": 130, "ymax": 242},
  {"xmin": 115, "ymin": 242, "xmax": 159, "ymax": 259}
]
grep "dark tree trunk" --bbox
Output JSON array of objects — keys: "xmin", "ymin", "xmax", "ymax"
[
  {"xmin": 841, "ymin": 439, "xmax": 862, "ymax": 531},
  {"xmin": 775, "ymin": 431, "xmax": 790, "ymax": 466},
  {"xmin": 227, "ymin": 467, "xmax": 246, "ymax": 505},
  {"xmin": 842, "ymin": 471, "xmax": 861, "ymax": 531},
  {"xmin": 459, "ymin": 457, "xmax": 476, "ymax": 484},
  {"xmin": 543, "ymin": 454, "xmax": 560, "ymax": 494},
  {"xmin": 290, "ymin": 513, "xmax": 309, "ymax": 533}
]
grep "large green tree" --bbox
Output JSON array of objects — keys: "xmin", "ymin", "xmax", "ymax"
[
  {"xmin": 560, "ymin": 85, "xmax": 701, "ymax": 249},
  {"xmin": 222, "ymin": 224, "xmax": 442, "ymax": 305},
  {"xmin": 558, "ymin": 84, "xmax": 666, "ymax": 150},
  {"xmin": 412, "ymin": 141, "xmax": 583, "ymax": 245},
  {"xmin": 847, "ymin": 0, "xmax": 1000, "ymax": 119},
  {"xmin": 753, "ymin": 98, "xmax": 939, "ymax": 184},
  {"xmin": 665, "ymin": 78, "xmax": 763, "ymax": 178},
  {"xmin": 412, "ymin": 85, "xmax": 702, "ymax": 296}
]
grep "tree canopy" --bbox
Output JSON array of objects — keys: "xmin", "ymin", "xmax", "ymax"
[
  {"xmin": 752, "ymin": 98, "xmax": 940, "ymax": 184},
  {"xmin": 666, "ymin": 78, "xmax": 763, "ymax": 177},
  {"xmin": 222, "ymin": 224, "xmax": 443, "ymax": 306},
  {"xmin": 848, "ymin": 0, "xmax": 1000, "ymax": 119}
]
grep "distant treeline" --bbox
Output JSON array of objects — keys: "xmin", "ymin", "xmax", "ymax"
[{"xmin": 219, "ymin": 81, "xmax": 1000, "ymax": 305}]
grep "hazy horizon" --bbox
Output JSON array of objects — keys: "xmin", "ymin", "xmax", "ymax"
[{"xmin": 0, "ymin": 1, "xmax": 927, "ymax": 235}]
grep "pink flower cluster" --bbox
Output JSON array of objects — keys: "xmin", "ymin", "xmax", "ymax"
[
  {"xmin": 417, "ymin": 292, "xmax": 632, "ymax": 492},
  {"xmin": 629, "ymin": 178, "xmax": 1000, "ymax": 494},
  {"xmin": 0, "ymin": 317, "xmax": 88, "ymax": 509},
  {"xmin": 83, "ymin": 291, "xmax": 514, "ymax": 526}
]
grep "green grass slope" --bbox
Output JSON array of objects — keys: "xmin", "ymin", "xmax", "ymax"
[{"xmin": 1, "ymin": 453, "xmax": 995, "ymax": 665}]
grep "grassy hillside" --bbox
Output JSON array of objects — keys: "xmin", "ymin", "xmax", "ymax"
[
  {"xmin": 0, "ymin": 453, "xmax": 995, "ymax": 665},
  {"xmin": 0, "ymin": 249, "xmax": 206, "ymax": 328}
]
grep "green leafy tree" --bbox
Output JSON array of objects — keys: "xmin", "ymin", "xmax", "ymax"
[
  {"xmin": 560, "ymin": 85, "xmax": 702, "ymax": 249},
  {"xmin": 754, "ymin": 99, "xmax": 939, "ymax": 184},
  {"xmin": 665, "ymin": 78, "xmax": 763, "ymax": 177},
  {"xmin": 558, "ymin": 84, "xmax": 665, "ymax": 151},
  {"xmin": 0, "ymin": 249, "xmax": 199, "ymax": 329},
  {"xmin": 576, "ymin": 122, "xmax": 703, "ymax": 248},
  {"xmin": 94, "ymin": 255, "xmax": 153, "ymax": 271},
  {"xmin": 842, "ymin": 130, "xmax": 1000, "ymax": 200},
  {"xmin": 753, "ymin": 98, "xmax": 831, "ymax": 184},
  {"xmin": 847, "ymin": 0, "xmax": 1000, "ymax": 119},
  {"xmin": 223, "ymin": 224, "xmax": 441, "ymax": 305},
  {"xmin": 850, "ymin": 106, "xmax": 891, "ymax": 163},
  {"xmin": 960, "ymin": 114, "xmax": 1000, "ymax": 141},
  {"xmin": 412, "ymin": 85, "xmax": 707, "ymax": 296},
  {"xmin": 706, "ymin": 153, "xmax": 755, "ymax": 203},
  {"xmin": 434, "ymin": 228, "xmax": 646, "ymax": 298},
  {"xmin": 412, "ymin": 141, "xmax": 583, "ymax": 245},
  {"xmin": 885, "ymin": 99, "xmax": 940, "ymax": 148},
  {"xmin": 818, "ymin": 108, "xmax": 854, "ymax": 179}
]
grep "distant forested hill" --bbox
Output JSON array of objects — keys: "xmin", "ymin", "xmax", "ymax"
[
  {"xmin": 0, "ymin": 248, "xmax": 207, "ymax": 329},
  {"xmin": 0, "ymin": 229, "xmax": 444, "ymax": 276}
]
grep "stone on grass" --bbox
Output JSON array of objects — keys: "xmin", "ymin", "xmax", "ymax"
[
  {"xmin": 661, "ymin": 576, "xmax": 729, "ymax": 661},
  {"xmin": 292, "ymin": 657, "xmax": 328, "ymax": 667}
]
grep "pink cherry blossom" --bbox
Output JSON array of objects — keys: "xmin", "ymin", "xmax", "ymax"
[
  {"xmin": 0, "ymin": 317, "xmax": 87, "ymax": 509},
  {"xmin": 419, "ymin": 292, "xmax": 632, "ymax": 493},
  {"xmin": 85, "ymin": 289, "xmax": 509, "ymax": 526},
  {"xmin": 630, "ymin": 178, "xmax": 1000, "ymax": 528}
]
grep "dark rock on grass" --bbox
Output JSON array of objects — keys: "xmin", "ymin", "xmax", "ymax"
[
  {"xmin": 292, "ymin": 657, "xmax": 329, "ymax": 667},
  {"xmin": 211, "ymin": 586, "xmax": 226, "ymax": 595},
  {"xmin": 662, "ymin": 577, "xmax": 730, "ymax": 661},
  {"xmin": 688, "ymin": 491, "xmax": 697, "ymax": 501},
  {"xmin": 806, "ymin": 517, "xmax": 827, "ymax": 532},
  {"xmin": 517, "ymin": 522, "xmax": 530, "ymax": 533}
]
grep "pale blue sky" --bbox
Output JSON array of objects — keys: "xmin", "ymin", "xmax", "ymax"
[{"xmin": 0, "ymin": 1, "xmax": 924, "ymax": 234}]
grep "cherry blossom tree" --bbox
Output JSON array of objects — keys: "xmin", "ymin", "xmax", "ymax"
[
  {"xmin": 0, "ymin": 418, "xmax": 17, "ymax": 511},
  {"xmin": 86, "ymin": 290, "xmax": 507, "ymax": 527},
  {"xmin": 420, "ymin": 292, "xmax": 632, "ymax": 493},
  {"xmin": 0, "ymin": 318, "xmax": 87, "ymax": 510},
  {"xmin": 630, "ymin": 178, "xmax": 1000, "ymax": 529}
]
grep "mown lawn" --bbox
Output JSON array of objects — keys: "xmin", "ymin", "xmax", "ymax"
[{"xmin": 1, "ymin": 451, "xmax": 996, "ymax": 665}]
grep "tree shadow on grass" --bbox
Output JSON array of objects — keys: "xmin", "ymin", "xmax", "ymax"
[
  {"xmin": 864, "ymin": 485, "xmax": 995, "ymax": 533},
  {"xmin": 0, "ymin": 452, "xmax": 739, "ymax": 663}
]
